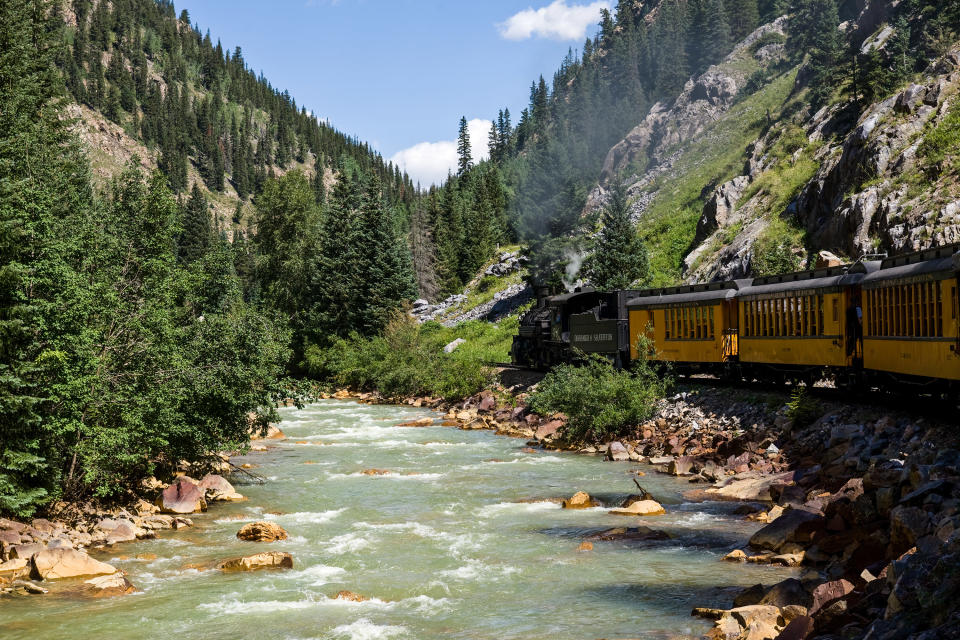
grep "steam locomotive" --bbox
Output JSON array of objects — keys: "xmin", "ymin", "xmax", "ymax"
[{"xmin": 511, "ymin": 243, "xmax": 960, "ymax": 392}]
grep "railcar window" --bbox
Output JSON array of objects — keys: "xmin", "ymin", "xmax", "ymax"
[{"xmin": 866, "ymin": 283, "xmax": 946, "ymax": 338}]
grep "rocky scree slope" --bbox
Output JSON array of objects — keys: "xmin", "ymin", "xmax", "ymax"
[{"xmin": 590, "ymin": 5, "xmax": 960, "ymax": 284}]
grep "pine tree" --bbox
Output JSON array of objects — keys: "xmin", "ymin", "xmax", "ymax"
[
  {"xmin": 728, "ymin": 0, "xmax": 760, "ymax": 42},
  {"xmin": 456, "ymin": 116, "xmax": 472, "ymax": 175},
  {"xmin": 583, "ymin": 180, "xmax": 650, "ymax": 290},
  {"xmin": 178, "ymin": 183, "xmax": 212, "ymax": 264}
]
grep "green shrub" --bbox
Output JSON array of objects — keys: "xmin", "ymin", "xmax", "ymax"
[
  {"xmin": 919, "ymin": 101, "xmax": 960, "ymax": 177},
  {"xmin": 786, "ymin": 387, "xmax": 821, "ymax": 429},
  {"xmin": 752, "ymin": 217, "xmax": 805, "ymax": 276},
  {"xmin": 528, "ymin": 353, "xmax": 666, "ymax": 444},
  {"xmin": 306, "ymin": 313, "xmax": 492, "ymax": 401}
]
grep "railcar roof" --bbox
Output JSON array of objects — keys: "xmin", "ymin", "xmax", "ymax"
[
  {"xmin": 863, "ymin": 253, "xmax": 959, "ymax": 286},
  {"xmin": 736, "ymin": 261, "xmax": 880, "ymax": 298},
  {"xmin": 626, "ymin": 280, "xmax": 745, "ymax": 307}
]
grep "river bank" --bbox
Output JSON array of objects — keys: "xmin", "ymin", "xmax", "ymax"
[{"xmin": 384, "ymin": 380, "xmax": 960, "ymax": 640}]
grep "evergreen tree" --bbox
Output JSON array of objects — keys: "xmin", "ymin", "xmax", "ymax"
[
  {"xmin": 728, "ymin": 0, "xmax": 760, "ymax": 42},
  {"xmin": 456, "ymin": 116, "xmax": 472, "ymax": 175},
  {"xmin": 583, "ymin": 181, "xmax": 649, "ymax": 290},
  {"xmin": 178, "ymin": 183, "xmax": 212, "ymax": 264}
]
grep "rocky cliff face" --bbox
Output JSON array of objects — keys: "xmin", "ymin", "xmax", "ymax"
[{"xmin": 592, "ymin": 3, "xmax": 960, "ymax": 284}]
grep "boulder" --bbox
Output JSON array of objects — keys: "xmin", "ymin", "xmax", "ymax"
[
  {"xmin": 749, "ymin": 508, "xmax": 824, "ymax": 552},
  {"xmin": 334, "ymin": 590, "xmax": 369, "ymax": 602},
  {"xmin": 809, "ymin": 579, "xmax": 854, "ymax": 616},
  {"xmin": 535, "ymin": 420, "xmax": 564, "ymax": 441},
  {"xmin": 584, "ymin": 526, "xmax": 670, "ymax": 542},
  {"xmin": 0, "ymin": 558, "xmax": 29, "ymax": 581},
  {"xmin": 760, "ymin": 578, "xmax": 812, "ymax": 609},
  {"xmin": 733, "ymin": 584, "xmax": 766, "ymax": 607},
  {"xmin": 724, "ymin": 549, "xmax": 747, "ymax": 562},
  {"xmin": 199, "ymin": 474, "xmax": 244, "ymax": 501},
  {"xmin": 397, "ymin": 417, "xmax": 434, "ymax": 427},
  {"xmin": 443, "ymin": 338, "xmax": 465, "ymax": 353},
  {"xmin": 889, "ymin": 505, "xmax": 930, "ymax": 552},
  {"xmin": 706, "ymin": 471, "xmax": 796, "ymax": 502},
  {"xmin": 772, "ymin": 615, "xmax": 814, "ymax": 640},
  {"xmin": 815, "ymin": 250, "xmax": 844, "ymax": 268},
  {"xmin": 219, "ymin": 551, "xmax": 293, "ymax": 572},
  {"xmin": 236, "ymin": 521, "xmax": 288, "ymax": 542},
  {"xmin": 561, "ymin": 491, "xmax": 596, "ymax": 509},
  {"xmin": 576, "ymin": 541, "xmax": 593, "ymax": 551},
  {"xmin": 668, "ymin": 455, "xmax": 695, "ymax": 475},
  {"xmin": 30, "ymin": 548, "xmax": 116, "ymax": 581},
  {"xmin": 730, "ymin": 605, "xmax": 784, "ymax": 638},
  {"xmin": 608, "ymin": 499, "xmax": 666, "ymax": 516},
  {"xmin": 157, "ymin": 478, "xmax": 207, "ymax": 514},
  {"xmin": 8, "ymin": 543, "xmax": 44, "ymax": 560},
  {"xmin": 97, "ymin": 518, "xmax": 137, "ymax": 545},
  {"xmin": 606, "ymin": 441, "xmax": 630, "ymax": 462},
  {"xmin": 84, "ymin": 572, "xmax": 137, "ymax": 597}
]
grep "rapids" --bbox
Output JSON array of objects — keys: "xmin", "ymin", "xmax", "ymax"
[{"xmin": 0, "ymin": 399, "xmax": 796, "ymax": 639}]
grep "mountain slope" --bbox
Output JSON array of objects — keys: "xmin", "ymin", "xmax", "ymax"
[{"xmin": 588, "ymin": 0, "xmax": 960, "ymax": 284}]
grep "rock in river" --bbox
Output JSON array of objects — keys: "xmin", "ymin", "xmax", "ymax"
[
  {"xmin": 157, "ymin": 477, "xmax": 207, "ymax": 514},
  {"xmin": 585, "ymin": 526, "xmax": 670, "ymax": 542},
  {"xmin": 30, "ymin": 548, "xmax": 117, "ymax": 581},
  {"xmin": 236, "ymin": 521, "xmax": 288, "ymax": 542},
  {"xmin": 84, "ymin": 572, "xmax": 137, "ymax": 597},
  {"xmin": 561, "ymin": 491, "xmax": 596, "ymax": 509},
  {"xmin": 608, "ymin": 499, "xmax": 666, "ymax": 516},
  {"xmin": 219, "ymin": 552, "xmax": 293, "ymax": 572}
]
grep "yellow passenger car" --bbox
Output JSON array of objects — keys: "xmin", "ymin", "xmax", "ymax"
[
  {"xmin": 735, "ymin": 263, "xmax": 876, "ymax": 381},
  {"xmin": 861, "ymin": 244, "xmax": 960, "ymax": 385},
  {"xmin": 626, "ymin": 282, "xmax": 744, "ymax": 372}
]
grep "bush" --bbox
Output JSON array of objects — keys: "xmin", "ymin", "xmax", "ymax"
[
  {"xmin": 528, "ymin": 353, "xmax": 666, "ymax": 444},
  {"xmin": 786, "ymin": 387, "xmax": 821, "ymax": 429},
  {"xmin": 752, "ymin": 217, "xmax": 805, "ymax": 276},
  {"xmin": 306, "ymin": 313, "xmax": 492, "ymax": 401}
]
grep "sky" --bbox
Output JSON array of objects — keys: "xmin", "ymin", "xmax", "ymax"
[{"xmin": 177, "ymin": 0, "xmax": 611, "ymax": 185}]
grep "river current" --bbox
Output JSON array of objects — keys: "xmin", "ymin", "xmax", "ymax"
[{"xmin": 1, "ymin": 399, "xmax": 796, "ymax": 639}]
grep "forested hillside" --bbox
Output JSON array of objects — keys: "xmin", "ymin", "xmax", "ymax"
[
  {"xmin": 430, "ymin": 0, "xmax": 960, "ymax": 291},
  {"xmin": 0, "ymin": 0, "xmax": 422, "ymax": 517}
]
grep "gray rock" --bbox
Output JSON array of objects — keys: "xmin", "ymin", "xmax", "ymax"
[
  {"xmin": 607, "ymin": 441, "xmax": 630, "ymax": 462},
  {"xmin": 443, "ymin": 338, "xmax": 466, "ymax": 354}
]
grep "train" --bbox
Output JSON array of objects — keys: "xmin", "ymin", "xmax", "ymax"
[{"xmin": 510, "ymin": 243, "xmax": 960, "ymax": 392}]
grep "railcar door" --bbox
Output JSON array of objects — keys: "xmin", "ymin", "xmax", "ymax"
[
  {"xmin": 844, "ymin": 286, "xmax": 864, "ymax": 366},
  {"xmin": 722, "ymin": 300, "xmax": 738, "ymax": 361}
]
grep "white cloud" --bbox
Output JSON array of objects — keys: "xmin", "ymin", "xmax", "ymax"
[
  {"xmin": 498, "ymin": 0, "xmax": 610, "ymax": 41},
  {"xmin": 389, "ymin": 119, "xmax": 492, "ymax": 187}
]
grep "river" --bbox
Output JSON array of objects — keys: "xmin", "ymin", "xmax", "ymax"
[{"xmin": 0, "ymin": 399, "xmax": 796, "ymax": 639}]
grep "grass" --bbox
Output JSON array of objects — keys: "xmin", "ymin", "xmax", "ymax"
[
  {"xmin": 751, "ymin": 216, "xmax": 805, "ymax": 276},
  {"xmin": 637, "ymin": 68, "xmax": 799, "ymax": 285}
]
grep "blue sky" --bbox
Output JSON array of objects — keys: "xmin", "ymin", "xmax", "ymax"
[{"xmin": 178, "ymin": 1, "xmax": 611, "ymax": 185}]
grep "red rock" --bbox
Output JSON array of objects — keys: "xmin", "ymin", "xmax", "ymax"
[
  {"xmin": 535, "ymin": 420, "xmax": 563, "ymax": 440},
  {"xmin": 478, "ymin": 392, "xmax": 496, "ymax": 412},
  {"xmin": 809, "ymin": 579, "xmax": 854, "ymax": 616},
  {"xmin": 157, "ymin": 478, "xmax": 207, "ymax": 514}
]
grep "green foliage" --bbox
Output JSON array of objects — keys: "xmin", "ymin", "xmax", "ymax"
[
  {"xmin": 786, "ymin": 386, "xmax": 821, "ymax": 428},
  {"xmin": 751, "ymin": 216, "xmax": 805, "ymax": 276},
  {"xmin": 528, "ymin": 353, "xmax": 666, "ymax": 443},
  {"xmin": 0, "ymin": 1, "xmax": 292, "ymax": 514},
  {"xmin": 307, "ymin": 314, "xmax": 494, "ymax": 401},
  {"xmin": 919, "ymin": 100, "xmax": 960, "ymax": 178},
  {"xmin": 583, "ymin": 180, "xmax": 650, "ymax": 290}
]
